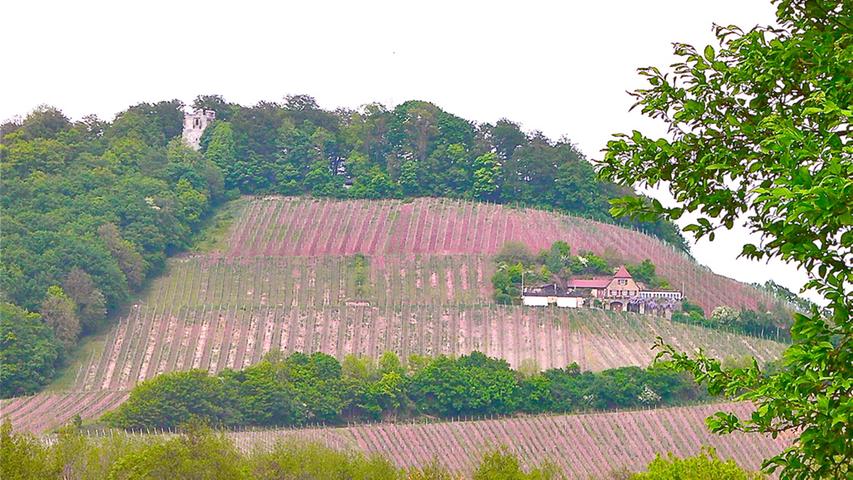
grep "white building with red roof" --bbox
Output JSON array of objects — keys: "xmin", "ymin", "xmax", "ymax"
[{"xmin": 522, "ymin": 265, "xmax": 682, "ymax": 318}]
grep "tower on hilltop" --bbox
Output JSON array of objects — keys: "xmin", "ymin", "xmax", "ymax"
[{"xmin": 182, "ymin": 108, "xmax": 216, "ymax": 150}]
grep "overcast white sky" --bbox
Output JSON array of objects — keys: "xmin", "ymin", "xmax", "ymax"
[{"xmin": 1, "ymin": 1, "xmax": 821, "ymax": 303}]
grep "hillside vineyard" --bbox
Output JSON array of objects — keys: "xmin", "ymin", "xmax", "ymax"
[
  {"xmin": 226, "ymin": 197, "xmax": 775, "ymax": 312},
  {"xmin": 1, "ymin": 197, "xmax": 786, "ymax": 434},
  {"xmin": 61, "ymin": 402, "xmax": 791, "ymax": 479}
]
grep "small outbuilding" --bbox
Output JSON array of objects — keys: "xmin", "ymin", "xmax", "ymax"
[{"xmin": 521, "ymin": 284, "xmax": 586, "ymax": 308}]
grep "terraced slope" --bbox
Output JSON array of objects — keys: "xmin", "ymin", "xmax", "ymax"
[
  {"xmin": 65, "ymin": 302, "xmax": 782, "ymax": 393},
  {"xmin": 226, "ymin": 197, "xmax": 777, "ymax": 313},
  {"xmin": 0, "ymin": 392, "xmax": 128, "ymax": 434},
  {"xmin": 1, "ymin": 197, "xmax": 787, "ymax": 434},
  {"xmin": 226, "ymin": 402, "xmax": 791, "ymax": 478}
]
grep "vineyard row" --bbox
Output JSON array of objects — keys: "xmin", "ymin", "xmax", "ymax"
[
  {"xmin": 0, "ymin": 391, "xmax": 128, "ymax": 434},
  {"xmin": 227, "ymin": 402, "xmax": 790, "ymax": 478},
  {"xmin": 71, "ymin": 304, "xmax": 785, "ymax": 392},
  {"xmin": 224, "ymin": 197, "xmax": 777, "ymax": 313},
  {"xmin": 144, "ymin": 255, "xmax": 492, "ymax": 311}
]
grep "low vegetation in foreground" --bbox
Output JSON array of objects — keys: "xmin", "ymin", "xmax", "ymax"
[
  {"xmin": 0, "ymin": 422, "xmax": 764, "ymax": 480},
  {"xmin": 102, "ymin": 350, "xmax": 708, "ymax": 430}
]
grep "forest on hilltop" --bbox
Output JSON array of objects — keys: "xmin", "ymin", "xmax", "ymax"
[
  {"xmin": 196, "ymin": 95, "xmax": 688, "ymax": 250},
  {"xmin": 0, "ymin": 98, "xmax": 687, "ymax": 397}
]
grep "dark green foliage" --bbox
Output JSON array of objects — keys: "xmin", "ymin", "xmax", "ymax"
[
  {"xmin": 279, "ymin": 352, "xmax": 346, "ymax": 423},
  {"xmin": 105, "ymin": 351, "xmax": 706, "ymax": 430},
  {"xmin": 0, "ymin": 303, "xmax": 60, "ymax": 397},
  {"xmin": 598, "ymin": 1, "xmax": 851, "ymax": 476},
  {"xmin": 408, "ymin": 352, "xmax": 520, "ymax": 416},
  {"xmin": 495, "ymin": 242, "xmax": 535, "ymax": 266},
  {"xmin": 626, "ymin": 260, "xmax": 668, "ymax": 288},
  {"xmin": 539, "ymin": 241, "xmax": 572, "ymax": 277},
  {"xmin": 0, "ymin": 104, "xmax": 224, "ymax": 395},
  {"xmin": 631, "ymin": 447, "xmax": 763, "ymax": 479},
  {"xmin": 102, "ymin": 370, "xmax": 240, "ymax": 430},
  {"xmin": 521, "ymin": 363, "xmax": 707, "ymax": 414},
  {"xmin": 224, "ymin": 361, "xmax": 299, "ymax": 427},
  {"xmin": 192, "ymin": 96, "xmax": 688, "ymax": 250},
  {"xmin": 569, "ymin": 251, "xmax": 610, "ymax": 276}
]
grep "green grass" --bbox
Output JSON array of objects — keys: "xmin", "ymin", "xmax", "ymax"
[
  {"xmin": 191, "ymin": 197, "xmax": 249, "ymax": 253},
  {"xmin": 47, "ymin": 330, "xmax": 109, "ymax": 391}
]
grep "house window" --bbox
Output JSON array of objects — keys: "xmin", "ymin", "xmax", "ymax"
[{"xmin": 618, "ymin": 279, "xmax": 627, "ymax": 286}]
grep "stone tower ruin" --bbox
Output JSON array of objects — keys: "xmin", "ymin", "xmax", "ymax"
[{"xmin": 182, "ymin": 108, "xmax": 216, "ymax": 150}]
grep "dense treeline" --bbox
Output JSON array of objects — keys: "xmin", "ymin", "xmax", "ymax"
[
  {"xmin": 0, "ymin": 103, "xmax": 225, "ymax": 397},
  {"xmin": 103, "ymin": 351, "xmax": 708, "ymax": 430},
  {"xmin": 0, "ymin": 423, "xmax": 762, "ymax": 480},
  {"xmin": 195, "ymin": 94, "xmax": 688, "ymax": 250}
]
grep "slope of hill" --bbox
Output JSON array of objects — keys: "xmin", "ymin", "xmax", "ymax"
[
  {"xmin": 225, "ymin": 197, "xmax": 777, "ymax": 313},
  {"xmin": 1, "ymin": 196, "xmax": 786, "ymax": 434}
]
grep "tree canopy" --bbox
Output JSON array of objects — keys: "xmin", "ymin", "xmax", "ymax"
[
  {"xmin": 597, "ymin": 1, "xmax": 851, "ymax": 477},
  {"xmin": 0, "ymin": 102, "xmax": 225, "ymax": 396},
  {"xmin": 194, "ymin": 96, "xmax": 689, "ymax": 250},
  {"xmin": 103, "ymin": 350, "xmax": 707, "ymax": 430}
]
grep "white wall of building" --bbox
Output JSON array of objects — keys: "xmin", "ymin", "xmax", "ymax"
[
  {"xmin": 556, "ymin": 297, "xmax": 581, "ymax": 308},
  {"xmin": 522, "ymin": 296, "xmax": 549, "ymax": 307}
]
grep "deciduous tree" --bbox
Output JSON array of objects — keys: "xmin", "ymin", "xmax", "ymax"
[
  {"xmin": 39, "ymin": 286, "xmax": 79, "ymax": 354},
  {"xmin": 598, "ymin": 1, "xmax": 852, "ymax": 477}
]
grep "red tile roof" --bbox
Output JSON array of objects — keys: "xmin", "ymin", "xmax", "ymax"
[
  {"xmin": 614, "ymin": 265, "xmax": 632, "ymax": 279},
  {"xmin": 566, "ymin": 278, "xmax": 611, "ymax": 288}
]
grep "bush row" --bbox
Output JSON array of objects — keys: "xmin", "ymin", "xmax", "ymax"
[{"xmin": 103, "ymin": 351, "xmax": 708, "ymax": 430}]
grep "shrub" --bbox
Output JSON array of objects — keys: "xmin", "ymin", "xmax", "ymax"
[
  {"xmin": 495, "ymin": 242, "xmax": 534, "ymax": 266},
  {"xmin": 630, "ymin": 448, "xmax": 763, "ymax": 479}
]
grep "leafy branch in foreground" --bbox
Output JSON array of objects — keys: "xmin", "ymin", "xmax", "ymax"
[{"xmin": 598, "ymin": 1, "xmax": 851, "ymax": 478}]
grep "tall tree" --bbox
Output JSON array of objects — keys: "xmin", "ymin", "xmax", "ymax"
[
  {"xmin": 490, "ymin": 119, "xmax": 528, "ymax": 162},
  {"xmin": 39, "ymin": 286, "xmax": 79, "ymax": 353},
  {"xmin": 0, "ymin": 303, "xmax": 60, "ymax": 397},
  {"xmin": 62, "ymin": 268, "xmax": 106, "ymax": 334},
  {"xmin": 193, "ymin": 94, "xmax": 234, "ymax": 121},
  {"xmin": 598, "ymin": 1, "xmax": 851, "ymax": 477},
  {"xmin": 98, "ymin": 223, "xmax": 147, "ymax": 290},
  {"xmin": 19, "ymin": 105, "xmax": 71, "ymax": 140}
]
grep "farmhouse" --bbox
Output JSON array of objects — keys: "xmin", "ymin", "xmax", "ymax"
[{"xmin": 522, "ymin": 265, "xmax": 682, "ymax": 318}]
